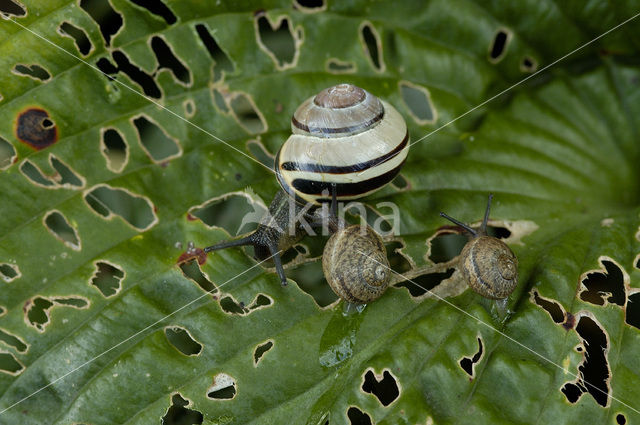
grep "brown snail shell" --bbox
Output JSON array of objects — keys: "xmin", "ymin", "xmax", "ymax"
[
  {"xmin": 459, "ymin": 235, "xmax": 518, "ymax": 299},
  {"xmin": 322, "ymin": 224, "xmax": 390, "ymax": 304}
]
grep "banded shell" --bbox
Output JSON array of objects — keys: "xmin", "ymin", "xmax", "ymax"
[{"xmin": 276, "ymin": 83, "xmax": 409, "ymax": 205}]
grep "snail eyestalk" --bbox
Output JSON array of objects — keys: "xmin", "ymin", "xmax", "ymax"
[{"xmin": 439, "ymin": 211, "xmax": 478, "ymax": 236}]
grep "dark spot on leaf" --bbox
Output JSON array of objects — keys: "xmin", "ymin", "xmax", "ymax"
[
  {"xmin": 0, "ymin": 263, "xmax": 19, "ymax": 282},
  {"xmin": 13, "ymin": 63, "xmax": 50, "ymax": 81},
  {"xmin": 90, "ymin": 261, "xmax": 124, "ymax": 297},
  {"xmin": 195, "ymin": 23, "xmax": 234, "ymax": 81},
  {"xmin": 0, "ymin": 329, "xmax": 27, "ymax": 353},
  {"xmin": 347, "ymin": 406, "xmax": 372, "ymax": 425},
  {"xmin": 360, "ymin": 22, "xmax": 383, "ymax": 72},
  {"xmin": 79, "ymin": 0, "xmax": 122, "ymax": 47},
  {"xmin": 532, "ymin": 290, "xmax": 565, "ymax": 324},
  {"xmin": 489, "ymin": 29, "xmax": 509, "ymax": 62},
  {"xmin": 50, "ymin": 156, "xmax": 84, "ymax": 187},
  {"xmin": 625, "ymin": 292, "xmax": 640, "ymax": 330},
  {"xmin": 229, "ymin": 93, "xmax": 266, "ymax": 134},
  {"xmin": 111, "ymin": 50, "xmax": 162, "ymax": 98},
  {"xmin": 101, "ymin": 128, "xmax": 127, "ymax": 172},
  {"xmin": 58, "ymin": 22, "xmax": 92, "ymax": 56},
  {"xmin": 235, "ymin": 172, "xmax": 242, "ymax": 181},
  {"xmin": 162, "ymin": 393, "xmax": 203, "ymax": 425},
  {"xmin": 15, "ymin": 108, "xmax": 57, "ymax": 150},
  {"xmin": 0, "ymin": 351, "xmax": 24, "ymax": 375},
  {"xmin": 84, "ymin": 184, "xmax": 157, "ymax": 231},
  {"xmin": 151, "ymin": 36, "xmax": 190, "ymax": 85},
  {"xmin": 561, "ymin": 315, "xmax": 609, "ymax": 407},
  {"xmin": 179, "ymin": 259, "xmax": 215, "ymax": 293},
  {"xmin": 255, "ymin": 12, "xmax": 297, "ymax": 68},
  {"xmin": 459, "ymin": 337, "xmax": 483, "ymax": 377},
  {"xmin": 128, "ymin": 0, "xmax": 176, "ymax": 25},
  {"xmin": 220, "ymin": 296, "xmax": 245, "ymax": 315},
  {"xmin": 0, "ymin": 135, "xmax": 16, "ymax": 169},
  {"xmin": 580, "ymin": 260, "xmax": 625, "ymax": 306},
  {"xmin": 293, "ymin": 0, "xmax": 325, "ymax": 12},
  {"xmin": 617, "ymin": 413, "xmax": 627, "ymax": 425},
  {"xmin": 362, "ymin": 369, "xmax": 399, "ymax": 406},
  {"xmin": 399, "ymin": 82, "xmax": 435, "ymax": 124},
  {"xmin": 563, "ymin": 312, "xmax": 576, "ymax": 330},
  {"xmin": 132, "ymin": 115, "xmax": 180, "ymax": 162},
  {"xmin": 207, "ymin": 374, "xmax": 236, "ymax": 399},
  {"xmin": 44, "ymin": 210, "xmax": 80, "ymax": 250},
  {"xmin": 396, "ymin": 268, "xmax": 455, "ymax": 297},
  {"xmin": 165, "ymin": 326, "xmax": 202, "ymax": 356},
  {"xmin": 0, "ymin": 0, "xmax": 26, "ymax": 17},
  {"xmin": 253, "ymin": 340, "xmax": 273, "ymax": 365},
  {"xmin": 521, "ymin": 56, "xmax": 537, "ymax": 72}
]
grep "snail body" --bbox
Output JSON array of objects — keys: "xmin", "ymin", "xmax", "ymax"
[
  {"xmin": 205, "ymin": 83, "xmax": 408, "ymax": 289},
  {"xmin": 276, "ymin": 83, "xmax": 409, "ymax": 205},
  {"xmin": 440, "ymin": 195, "xmax": 518, "ymax": 300},
  {"xmin": 323, "ymin": 224, "xmax": 390, "ymax": 304}
]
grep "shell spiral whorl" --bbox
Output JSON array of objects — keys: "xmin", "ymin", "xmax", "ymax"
[{"xmin": 276, "ymin": 83, "xmax": 409, "ymax": 205}]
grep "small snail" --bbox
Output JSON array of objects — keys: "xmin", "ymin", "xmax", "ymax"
[
  {"xmin": 439, "ymin": 194, "xmax": 518, "ymax": 300},
  {"xmin": 205, "ymin": 83, "xmax": 409, "ymax": 287},
  {"xmin": 322, "ymin": 223, "xmax": 391, "ymax": 304}
]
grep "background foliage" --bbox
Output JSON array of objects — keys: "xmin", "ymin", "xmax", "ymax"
[{"xmin": 1, "ymin": 0, "xmax": 640, "ymax": 424}]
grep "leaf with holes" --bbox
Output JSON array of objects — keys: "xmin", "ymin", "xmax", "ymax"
[{"xmin": 1, "ymin": 1, "xmax": 640, "ymax": 425}]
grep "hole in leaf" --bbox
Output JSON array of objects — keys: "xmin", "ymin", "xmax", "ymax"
[
  {"xmin": 44, "ymin": 210, "xmax": 80, "ymax": 250},
  {"xmin": 90, "ymin": 261, "xmax": 124, "ymax": 297},
  {"xmin": 84, "ymin": 185, "xmax": 157, "ymax": 231},
  {"xmin": 55, "ymin": 297, "xmax": 89, "ymax": 308},
  {"xmin": 362, "ymin": 369, "xmax": 399, "ymax": 406},
  {"xmin": 293, "ymin": 0, "xmax": 325, "ymax": 12},
  {"xmin": 161, "ymin": 393, "xmax": 203, "ymax": 425},
  {"xmin": 101, "ymin": 128, "xmax": 128, "ymax": 172},
  {"xmin": 229, "ymin": 93, "xmax": 266, "ymax": 134},
  {"xmin": 13, "ymin": 63, "xmax": 50, "ymax": 81},
  {"xmin": 190, "ymin": 194, "xmax": 265, "ymax": 236},
  {"xmin": 151, "ymin": 36, "xmax": 190, "ymax": 85},
  {"xmin": 0, "ymin": 329, "xmax": 27, "ymax": 353},
  {"xmin": 0, "ymin": 135, "xmax": 16, "ymax": 169},
  {"xmin": 15, "ymin": 108, "xmax": 57, "ymax": 150},
  {"xmin": 561, "ymin": 315, "xmax": 609, "ymax": 407},
  {"xmin": 183, "ymin": 99, "xmax": 195, "ymax": 117},
  {"xmin": 220, "ymin": 295, "xmax": 245, "ymax": 315},
  {"xmin": 326, "ymin": 58, "xmax": 355, "ymax": 74},
  {"xmin": 360, "ymin": 22, "xmax": 383, "ymax": 72},
  {"xmin": 79, "ymin": 0, "xmax": 123, "ymax": 47},
  {"xmin": 24, "ymin": 296, "xmax": 88, "ymax": 332},
  {"xmin": 395, "ymin": 268, "xmax": 454, "ymax": 297},
  {"xmin": 580, "ymin": 260, "xmax": 625, "ymax": 306},
  {"xmin": 58, "ymin": 22, "xmax": 92, "ymax": 56},
  {"xmin": 253, "ymin": 340, "xmax": 273, "ymax": 365},
  {"xmin": 0, "ymin": 351, "xmax": 24, "ymax": 375},
  {"xmin": 195, "ymin": 23, "xmax": 234, "ymax": 81},
  {"xmin": 347, "ymin": 406, "xmax": 372, "ymax": 425},
  {"xmin": 207, "ymin": 373, "xmax": 236, "ymax": 400},
  {"xmin": 211, "ymin": 88, "xmax": 230, "ymax": 113},
  {"xmin": 521, "ymin": 56, "xmax": 537, "ymax": 72},
  {"xmin": 255, "ymin": 12, "xmax": 297, "ymax": 69},
  {"xmin": 248, "ymin": 294, "xmax": 272, "ymax": 310},
  {"xmin": 246, "ymin": 139, "xmax": 274, "ymax": 169},
  {"xmin": 531, "ymin": 290, "xmax": 565, "ymax": 323},
  {"xmin": 487, "ymin": 225, "xmax": 510, "ymax": 238},
  {"xmin": 386, "ymin": 241, "xmax": 411, "ymax": 274},
  {"xmin": 132, "ymin": 115, "xmax": 181, "ymax": 162},
  {"xmin": 128, "ymin": 0, "xmax": 176, "ymax": 25},
  {"xmin": 96, "ymin": 57, "xmax": 118, "ymax": 75},
  {"xmin": 459, "ymin": 337, "xmax": 483, "ymax": 377},
  {"xmin": 165, "ymin": 326, "xmax": 202, "ymax": 356},
  {"xmin": 50, "ymin": 155, "xmax": 84, "ymax": 187},
  {"xmin": 0, "ymin": 0, "xmax": 26, "ymax": 17},
  {"xmin": 399, "ymin": 82, "xmax": 436, "ymax": 125},
  {"xmin": 0, "ymin": 263, "xmax": 19, "ymax": 282},
  {"xmin": 290, "ymin": 260, "xmax": 337, "ymax": 307},
  {"xmin": 179, "ymin": 259, "xmax": 217, "ymax": 294},
  {"xmin": 20, "ymin": 160, "xmax": 55, "ymax": 187},
  {"xmin": 626, "ymin": 292, "xmax": 640, "ymax": 330},
  {"xmin": 390, "ymin": 173, "xmax": 409, "ymax": 191},
  {"xmin": 429, "ymin": 233, "xmax": 467, "ymax": 263},
  {"xmin": 111, "ymin": 50, "xmax": 162, "ymax": 98},
  {"xmin": 489, "ymin": 29, "xmax": 510, "ymax": 62},
  {"xmin": 617, "ymin": 413, "xmax": 627, "ymax": 425}
]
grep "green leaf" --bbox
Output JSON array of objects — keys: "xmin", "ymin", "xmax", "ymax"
[{"xmin": 1, "ymin": 1, "xmax": 640, "ymax": 424}]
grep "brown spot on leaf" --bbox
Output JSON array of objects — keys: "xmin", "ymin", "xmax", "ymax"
[
  {"xmin": 177, "ymin": 247, "xmax": 206, "ymax": 266},
  {"xmin": 563, "ymin": 312, "xmax": 576, "ymax": 330},
  {"xmin": 15, "ymin": 108, "xmax": 57, "ymax": 150}
]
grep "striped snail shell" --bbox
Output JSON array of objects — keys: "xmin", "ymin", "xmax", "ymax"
[
  {"xmin": 275, "ymin": 83, "xmax": 409, "ymax": 205},
  {"xmin": 322, "ymin": 224, "xmax": 391, "ymax": 304}
]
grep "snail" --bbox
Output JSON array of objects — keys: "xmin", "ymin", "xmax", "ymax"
[
  {"xmin": 439, "ymin": 194, "xmax": 518, "ymax": 300},
  {"xmin": 322, "ymin": 223, "xmax": 391, "ymax": 305},
  {"xmin": 205, "ymin": 83, "xmax": 409, "ymax": 287}
]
